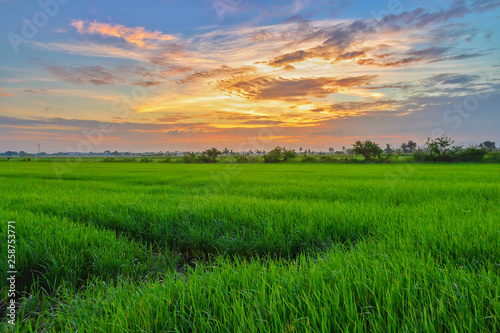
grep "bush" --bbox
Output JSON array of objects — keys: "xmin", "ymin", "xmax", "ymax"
[
  {"xmin": 412, "ymin": 148, "xmax": 429, "ymax": 162},
  {"xmin": 263, "ymin": 146, "xmax": 297, "ymax": 163},
  {"xmin": 139, "ymin": 157, "xmax": 153, "ymax": 163},
  {"xmin": 413, "ymin": 137, "xmax": 489, "ymax": 163},
  {"xmin": 182, "ymin": 152, "xmax": 199, "ymax": 163},
  {"xmin": 235, "ymin": 154, "xmax": 259, "ymax": 163},
  {"xmin": 454, "ymin": 146, "xmax": 489, "ymax": 162},
  {"xmin": 301, "ymin": 154, "xmax": 316, "ymax": 162},
  {"xmin": 484, "ymin": 152, "xmax": 500, "ymax": 163},
  {"xmin": 158, "ymin": 157, "xmax": 171, "ymax": 163},
  {"xmin": 319, "ymin": 156, "xmax": 336, "ymax": 163}
]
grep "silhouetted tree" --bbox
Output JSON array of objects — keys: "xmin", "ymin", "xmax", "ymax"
[
  {"xmin": 407, "ymin": 140, "xmax": 417, "ymax": 153},
  {"xmin": 201, "ymin": 147, "xmax": 221, "ymax": 163},
  {"xmin": 400, "ymin": 142, "xmax": 408, "ymax": 153},
  {"xmin": 263, "ymin": 146, "xmax": 297, "ymax": 163},
  {"xmin": 481, "ymin": 141, "xmax": 496, "ymax": 149},
  {"xmin": 352, "ymin": 140, "xmax": 383, "ymax": 161},
  {"xmin": 384, "ymin": 144, "xmax": 394, "ymax": 154}
]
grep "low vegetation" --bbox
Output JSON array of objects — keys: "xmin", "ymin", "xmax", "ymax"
[
  {"xmin": 3, "ymin": 137, "xmax": 497, "ymax": 165},
  {"xmin": 0, "ymin": 163, "xmax": 499, "ymax": 331}
]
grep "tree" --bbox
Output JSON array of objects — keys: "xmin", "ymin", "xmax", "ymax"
[
  {"xmin": 407, "ymin": 140, "xmax": 417, "ymax": 153},
  {"xmin": 481, "ymin": 141, "xmax": 496, "ymax": 150},
  {"xmin": 263, "ymin": 146, "xmax": 297, "ymax": 163},
  {"xmin": 222, "ymin": 147, "xmax": 229, "ymax": 156},
  {"xmin": 426, "ymin": 136, "xmax": 455, "ymax": 159},
  {"xmin": 384, "ymin": 143, "xmax": 394, "ymax": 154},
  {"xmin": 352, "ymin": 140, "xmax": 383, "ymax": 161},
  {"xmin": 400, "ymin": 142, "xmax": 408, "ymax": 153},
  {"xmin": 201, "ymin": 147, "xmax": 221, "ymax": 163}
]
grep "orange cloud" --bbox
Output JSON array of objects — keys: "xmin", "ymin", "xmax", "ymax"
[
  {"xmin": 0, "ymin": 93, "xmax": 14, "ymax": 97},
  {"xmin": 214, "ymin": 75, "xmax": 377, "ymax": 101},
  {"xmin": 71, "ymin": 20, "xmax": 175, "ymax": 48}
]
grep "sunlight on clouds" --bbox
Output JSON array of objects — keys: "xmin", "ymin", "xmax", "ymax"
[
  {"xmin": 71, "ymin": 20, "xmax": 176, "ymax": 49},
  {"xmin": 5, "ymin": 0, "xmax": 498, "ymax": 151}
]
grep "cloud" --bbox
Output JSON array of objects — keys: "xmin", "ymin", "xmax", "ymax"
[
  {"xmin": 133, "ymin": 80, "xmax": 161, "ymax": 87},
  {"xmin": 33, "ymin": 41, "xmax": 147, "ymax": 61},
  {"xmin": 214, "ymin": 75, "xmax": 377, "ymax": 101},
  {"xmin": 470, "ymin": 0, "xmax": 500, "ymax": 13},
  {"xmin": 268, "ymin": 50, "xmax": 309, "ymax": 67},
  {"xmin": 39, "ymin": 62, "xmax": 187, "ymax": 87},
  {"xmin": 0, "ymin": 93, "xmax": 14, "ymax": 97},
  {"xmin": 71, "ymin": 20, "xmax": 175, "ymax": 49},
  {"xmin": 177, "ymin": 65, "xmax": 256, "ymax": 84},
  {"xmin": 355, "ymin": 47, "xmax": 474, "ymax": 67},
  {"xmin": 428, "ymin": 73, "xmax": 480, "ymax": 85},
  {"xmin": 24, "ymin": 89, "xmax": 47, "ymax": 93},
  {"xmin": 335, "ymin": 51, "xmax": 365, "ymax": 61},
  {"xmin": 263, "ymin": 0, "xmax": 499, "ymax": 70},
  {"xmin": 266, "ymin": 20, "xmax": 374, "ymax": 68},
  {"xmin": 430, "ymin": 51, "xmax": 490, "ymax": 62},
  {"xmin": 42, "ymin": 65, "xmax": 124, "ymax": 86}
]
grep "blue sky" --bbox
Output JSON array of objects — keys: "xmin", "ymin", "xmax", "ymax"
[{"xmin": 0, "ymin": 0, "xmax": 499, "ymax": 152}]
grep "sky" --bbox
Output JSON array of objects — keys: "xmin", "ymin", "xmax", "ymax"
[{"xmin": 0, "ymin": 0, "xmax": 499, "ymax": 153}]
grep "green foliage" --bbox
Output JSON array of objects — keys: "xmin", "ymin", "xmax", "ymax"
[
  {"xmin": 400, "ymin": 140, "xmax": 417, "ymax": 153},
  {"xmin": 426, "ymin": 136, "xmax": 456, "ymax": 160},
  {"xmin": 301, "ymin": 153, "xmax": 316, "ymax": 162},
  {"xmin": 481, "ymin": 141, "xmax": 496, "ymax": 149},
  {"xmin": 182, "ymin": 152, "xmax": 199, "ymax": 163},
  {"xmin": 455, "ymin": 146, "xmax": 490, "ymax": 162},
  {"xmin": 235, "ymin": 154, "xmax": 259, "ymax": 163},
  {"xmin": 352, "ymin": 140, "xmax": 383, "ymax": 161},
  {"xmin": 484, "ymin": 151, "xmax": 500, "ymax": 163},
  {"xmin": 158, "ymin": 157, "xmax": 171, "ymax": 163},
  {"xmin": 201, "ymin": 147, "xmax": 221, "ymax": 163},
  {"xmin": 414, "ymin": 136, "xmax": 489, "ymax": 162},
  {"xmin": 263, "ymin": 146, "xmax": 297, "ymax": 163},
  {"xmin": 412, "ymin": 148, "xmax": 428, "ymax": 162},
  {"xmin": 1, "ymin": 163, "xmax": 499, "ymax": 331}
]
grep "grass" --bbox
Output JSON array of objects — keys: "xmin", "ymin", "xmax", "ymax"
[{"xmin": 0, "ymin": 162, "xmax": 499, "ymax": 332}]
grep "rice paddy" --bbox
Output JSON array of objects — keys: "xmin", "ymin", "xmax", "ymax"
[{"xmin": 1, "ymin": 162, "xmax": 499, "ymax": 332}]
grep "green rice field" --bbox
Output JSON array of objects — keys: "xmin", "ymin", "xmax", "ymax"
[{"xmin": 1, "ymin": 162, "xmax": 499, "ymax": 332}]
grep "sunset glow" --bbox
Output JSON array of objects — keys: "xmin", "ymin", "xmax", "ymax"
[{"xmin": 1, "ymin": 0, "xmax": 499, "ymax": 152}]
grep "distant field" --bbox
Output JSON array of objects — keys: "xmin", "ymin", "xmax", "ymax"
[{"xmin": 1, "ymin": 162, "xmax": 499, "ymax": 332}]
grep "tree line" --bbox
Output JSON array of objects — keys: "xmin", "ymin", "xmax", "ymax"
[{"xmin": 183, "ymin": 137, "xmax": 497, "ymax": 163}]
